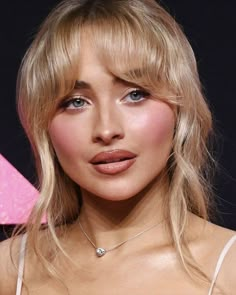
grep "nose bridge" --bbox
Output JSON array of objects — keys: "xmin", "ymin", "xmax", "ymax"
[{"xmin": 92, "ymin": 98, "xmax": 124, "ymax": 144}]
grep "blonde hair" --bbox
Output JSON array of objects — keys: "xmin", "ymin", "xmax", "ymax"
[{"xmin": 16, "ymin": 0, "xmax": 214, "ymax": 288}]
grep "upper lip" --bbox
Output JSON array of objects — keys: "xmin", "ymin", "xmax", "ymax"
[{"xmin": 90, "ymin": 150, "xmax": 137, "ymax": 165}]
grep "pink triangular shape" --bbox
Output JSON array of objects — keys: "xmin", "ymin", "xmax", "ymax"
[{"xmin": 0, "ymin": 154, "xmax": 39, "ymax": 224}]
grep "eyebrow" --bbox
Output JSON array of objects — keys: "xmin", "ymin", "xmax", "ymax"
[
  {"xmin": 74, "ymin": 80, "xmax": 91, "ymax": 90},
  {"xmin": 74, "ymin": 71, "xmax": 142, "ymax": 90},
  {"xmin": 74, "ymin": 78, "xmax": 125, "ymax": 90}
]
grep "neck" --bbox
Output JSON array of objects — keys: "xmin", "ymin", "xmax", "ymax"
[{"xmin": 78, "ymin": 179, "xmax": 168, "ymax": 249}]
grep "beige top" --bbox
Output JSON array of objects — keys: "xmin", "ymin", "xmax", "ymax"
[{"xmin": 16, "ymin": 234, "xmax": 236, "ymax": 295}]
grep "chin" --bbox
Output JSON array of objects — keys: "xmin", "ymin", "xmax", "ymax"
[{"xmin": 82, "ymin": 185, "xmax": 143, "ymax": 202}]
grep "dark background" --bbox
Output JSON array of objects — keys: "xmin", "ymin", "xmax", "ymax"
[{"xmin": 0, "ymin": 1, "xmax": 235, "ymax": 240}]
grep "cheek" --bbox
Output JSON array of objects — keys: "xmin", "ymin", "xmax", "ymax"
[
  {"xmin": 127, "ymin": 101, "xmax": 175, "ymax": 146},
  {"xmin": 48, "ymin": 116, "xmax": 86, "ymax": 158}
]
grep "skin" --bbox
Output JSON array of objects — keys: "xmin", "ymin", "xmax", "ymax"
[
  {"xmin": 48, "ymin": 36, "xmax": 175, "ymax": 244},
  {"xmin": 0, "ymin": 37, "xmax": 235, "ymax": 295}
]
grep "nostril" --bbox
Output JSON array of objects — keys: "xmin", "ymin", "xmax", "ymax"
[{"xmin": 92, "ymin": 129, "xmax": 124, "ymax": 144}]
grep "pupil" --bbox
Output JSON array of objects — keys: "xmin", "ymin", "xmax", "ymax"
[
  {"xmin": 73, "ymin": 99, "xmax": 83, "ymax": 107},
  {"xmin": 131, "ymin": 91, "xmax": 141, "ymax": 100}
]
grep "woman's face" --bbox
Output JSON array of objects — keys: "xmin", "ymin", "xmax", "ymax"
[{"xmin": 48, "ymin": 38, "xmax": 175, "ymax": 201}]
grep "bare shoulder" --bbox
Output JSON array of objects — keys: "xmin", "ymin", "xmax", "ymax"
[
  {"xmin": 188, "ymin": 214, "xmax": 236, "ymax": 294},
  {"xmin": 0, "ymin": 235, "xmax": 22, "ymax": 295},
  {"xmin": 206, "ymin": 221, "xmax": 236, "ymax": 294}
]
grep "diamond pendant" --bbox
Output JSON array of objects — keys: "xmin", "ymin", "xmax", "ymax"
[{"xmin": 96, "ymin": 248, "xmax": 106, "ymax": 257}]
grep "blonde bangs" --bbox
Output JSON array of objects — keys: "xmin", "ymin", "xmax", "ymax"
[
  {"xmin": 82, "ymin": 13, "xmax": 181, "ymax": 104},
  {"xmin": 18, "ymin": 0, "xmax": 194, "ymax": 133},
  {"xmin": 18, "ymin": 25, "xmax": 83, "ymax": 131}
]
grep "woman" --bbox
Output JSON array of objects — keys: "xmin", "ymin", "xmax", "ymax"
[{"xmin": 0, "ymin": 0, "xmax": 235, "ymax": 294}]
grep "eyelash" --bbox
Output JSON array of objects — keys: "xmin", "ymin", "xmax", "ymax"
[
  {"xmin": 60, "ymin": 89, "xmax": 150, "ymax": 110},
  {"xmin": 124, "ymin": 89, "xmax": 150, "ymax": 104},
  {"xmin": 60, "ymin": 97, "xmax": 89, "ymax": 110}
]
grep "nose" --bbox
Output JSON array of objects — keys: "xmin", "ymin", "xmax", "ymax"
[{"xmin": 92, "ymin": 105, "xmax": 124, "ymax": 145}]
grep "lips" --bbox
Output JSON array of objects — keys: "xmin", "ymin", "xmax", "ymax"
[
  {"xmin": 90, "ymin": 150, "xmax": 137, "ymax": 175},
  {"xmin": 90, "ymin": 150, "xmax": 136, "ymax": 164}
]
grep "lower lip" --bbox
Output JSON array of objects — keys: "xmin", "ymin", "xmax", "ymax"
[{"xmin": 92, "ymin": 158, "xmax": 136, "ymax": 175}]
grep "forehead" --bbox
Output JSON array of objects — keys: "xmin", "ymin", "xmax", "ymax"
[
  {"xmin": 77, "ymin": 25, "xmax": 145, "ymax": 72},
  {"xmin": 74, "ymin": 32, "xmax": 140, "ymax": 81}
]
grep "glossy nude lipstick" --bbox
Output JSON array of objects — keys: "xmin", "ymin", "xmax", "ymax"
[{"xmin": 90, "ymin": 150, "xmax": 137, "ymax": 175}]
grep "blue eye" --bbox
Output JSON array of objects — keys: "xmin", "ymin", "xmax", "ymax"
[
  {"xmin": 125, "ymin": 90, "xmax": 149, "ymax": 103},
  {"xmin": 62, "ymin": 97, "xmax": 88, "ymax": 110}
]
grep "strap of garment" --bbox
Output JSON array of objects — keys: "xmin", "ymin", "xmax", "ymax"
[
  {"xmin": 16, "ymin": 233, "xmax": 27, "ymax": 295},
  {"xmin": 208, "ymin": 234, "xmax": 236, "ymax": 295},
  {"xmin": 14, "ymin": 232, "xmax": 235, "ymax": 295}
]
